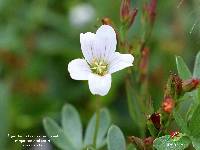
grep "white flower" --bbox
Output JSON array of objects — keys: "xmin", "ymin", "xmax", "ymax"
[{"xmin": 68, "ymin": 25, "xmax": 134, "ymax": 96}]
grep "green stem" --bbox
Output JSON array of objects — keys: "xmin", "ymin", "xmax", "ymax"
[
  {"xmin": 93, "ymin": 103, "xmax": 100, "ymax": 148},
  {"xmin": 125, "ymin": 76, "xmax": 146, "ymax": 137},
  {"xmin": 164, "ymin": 113, "xmax": 173, "ymax": 133},
  {"xmin": 119, "ymin": 25, "xmax": 128, "ymax": 52},
  {"xmin": 157, "ymin": 109, "xmax": 175, "ymax": 138}
]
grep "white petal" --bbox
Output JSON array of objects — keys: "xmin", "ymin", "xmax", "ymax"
[
  {"xmin": 68, "ymin": 59, "xmax": 91, "ymax": 80},
  {"xmin": 108, "ymin": 52, "xmax": 134, "ymax": 74},
  {"xmin": 88, "ymin": 73, "xmax": 111, "ymax": 96},
  {"xmin": 94, "ymin": 25, "xmax": 117, "ymax": 61},
  {"xmin": 80, "ymin": 32, "xmax": 96, "ymax": 63}
]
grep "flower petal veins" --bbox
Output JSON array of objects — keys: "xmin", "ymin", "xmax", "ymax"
[{"xmin": 68, "ymin": 25, "xmax": 134, "ymax": 96}]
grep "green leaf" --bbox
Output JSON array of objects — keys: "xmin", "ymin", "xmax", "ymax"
[
  {"xmin": 62, "ymin": 104, "xmax": 82, "ymax": 149},
  {"xmin": 83, "ymin": 146, "xmax": 96, "ymax": 150},
  {"xmin": 126, "ymin": 81, "xmax": 146, "ymax": 137},
  {"xmin": 173, "ymin": 109, "xmax": 189, "ymax": 134},
  {"xmin": 188, "ymin": 104, "xmax": 200, "ymax": 150},
  {"xmin": 193, "ymin": 51, "xmax": 200, "ymax": 105},
  {"xmin": 176, "ymin": 56, "xmax": 198, "ymax": 121},
  {"xmin": 176, "ymin": 56, "xmax": 192, "ymax": 80},
  {"xmin": 198, "ymin": 88, "xmax": 200, "ymax": 101},
  {"xmin": 147, "ymin": 120, "xmax": 158, "ymax": 137},
  {"xmin": 196, "ymin": 88, "xmax": 200, "ymax": 103},
  {"xmin": 107, "ymin": 125, "xmax": 126, "ymax": 150},
  {"xmin": 153, "ymin": 135, "xmax": 191, "ymax": 150},
  {"xmin": 188, "ymin": 104, "xmax": 200, "ymax": 138},
  {"xmin": 187, "ymin": 100, "xmax": 199, "ymax": 123},
  {"xmin": 84, "ymin": 108, "xmax": 111, "ymax": 149},
  {"xmin": 0, "ymin": 82, "xmax": 10, "ymax": 149},
  {"xmin": 43, "ymin": 117, "xmax": 76, "ymax": 150},
  {"xmin": 127, "ymin": 144, "xmax": 137, "ymax": 150},
  {"xmin": 191, "ymin": 138, "xmax": 200, "ymax": 150},
  {"xmin": 193, "ymin": 51, "xmax": 200, "ymax": 78}
]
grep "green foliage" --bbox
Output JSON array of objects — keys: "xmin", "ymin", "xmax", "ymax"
[
  {"xmin": 126, "ymin": 81, "xmax": 146, "ymax": 137},
  {"xmin": 188, "ymin": 105, "xmax": 200, "ymax": 138},
  {"xmin": 153, "ymin": 135, "xmax": 191, "ymax": 150},
  {"xmin": 43, "ymin": 104, "xmax": 111, "ymax": 150},
  {"xmin": 0, "ymin": 82, "xmax": 10, "ymax": 149},
  {"xmin": 193, "ymin": 51, "xmax": 200, "ymax": 78},
  {"xmin": 176, "ymin": 56, "xmax": 192, "ymax": 80},
  {"xmin": 175, "ymin": 55, "xmax": 199, "ymax": 119},
  {"xmin": 173, "ymin": 109, "xmax": 189, "ymax": 134},
  {"xmin": 191, "ymin": 138, "xmax": 200, "ymax": 150},
  {"xmin": 193, "ymin": 51, "xmax": 200, "ymax": 102},
  {"xmin": 84, "ymin": 108, "xmax": 111, "ymax": 149},
  {"xmin": 147, "ymin": 120, "xmax": 158, "ymax": 137},
  {"xmin": 127, "ymin": 144, "xmax": 137, "ymax": 150},
  {"xmin": 43, "ymin": 117, "xmax": 76, "ymax": 150},
  {"xmin": 188, "ymin": 104, "xmax": 200, "ymax": 149},
  {"xmin": 62, "ymin": 104, "xmax": 83, "ymax": 150},
  {"xmin": 107, "ymin": 125, "xmax": 126, "ymax": 150},
  {"xmin": 175, "ymin": 53, "xmax": 200, "ymax": 149}
]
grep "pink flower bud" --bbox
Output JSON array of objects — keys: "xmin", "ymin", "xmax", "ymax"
[
  {"xmin": 120, "ymin": 0, "xmax": 138, "ymax": 28},
  {"xmin": 120, "ymin": 0, "xmax": 131, "ymax": 21},
  {"xmin": 128, "ymin": 8, "xmax": 138, "ymax": 28},
  {"xmin": 162, "ymin": 96, "xmax": 174, "ymax": 113},
  {"xmin": 145, "ymin": 0, "xmax": 157, "ymax": 24},
  {"xmin": 182, "ymin": 78, "xmax": 200, "ymax": 92}
]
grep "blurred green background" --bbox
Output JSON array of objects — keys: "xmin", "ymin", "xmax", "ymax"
[{"xmin": 0, "ymin": 0, "xmax": 199, "ymax": 149}]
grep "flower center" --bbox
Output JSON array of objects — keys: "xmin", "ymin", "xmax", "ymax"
[{"xmin": 90, "ymin": 60, "xmax": 108, "ymax": 76}]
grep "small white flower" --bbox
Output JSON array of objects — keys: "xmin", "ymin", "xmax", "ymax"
[{"xmin": 68, "ymin": 25, "xmax": 134, "ymax": 96}]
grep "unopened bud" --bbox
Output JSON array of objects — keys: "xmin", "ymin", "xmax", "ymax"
[
  {"xmin": 162, "ymin": 96, "xmax": 174, "ymax": 113},
  {"xmin": 145, "ymin": 0, "xmax": 157, "ymax": 24},
  {"xmin": 120, "ymin": 0, "xmax": 138, "ymax": 28},
  {"xmin": 120, "ymin": 0, "xmax": 131, "ymax": 21},
  {"xmin": 102, "ymin": 17, "xmax": 113, "ymax": 25},
  {"xmin": 167, "ymin": 73, "xmax": 182, "ymax": 97},
  {"xmin": 127, "ymin": 136, "xmax": 145, "ymax": 148},
  {"xmin": 182, "ymin": 78, "xmax": 200, "ymax": 92},
  {"xmin": 173, "ymin": 74, "xmax": 183, "ymax": 96},
  {"xmin": 128, "ymin": 8, "xmax": 138, "ymax": 27},
  {"xmin": 143, "ymin": 137, "xmax": 154, "ymax": 145},
  {"xmin": 149, "ymin": 113, "xmax": 161, "ymax": 130}
]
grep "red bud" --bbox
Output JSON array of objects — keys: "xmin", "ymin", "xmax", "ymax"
[
  {"xmin": 182, "ymin": 78, "xmax": 200, "ymax": 92},
  {"xmin": 145, "ymin": 0, "xmax": 157, "ymax": 24},
  {"xmin": 128, "ymin": 8, "xmax": 138, "ymax": 28},
  {"xmin": 170, "ymin": 131, "xmax": 180, "ymax": 139},
  {"xmin": 149, "ymin": 0, "xmax": 157, "ymax": 17},
  {"xmin": 162, "ymin": 96, "xmax": 174, "ymax": 113},
  {"xmin": 164, "ymin": 73, "xmax": 183, "ymax": 98},
  {"xmin": 172, "ymin": 74, "xmax": 183, "ymax": 97},
  {"xmin": 120, "ymin": 0, "xmax": 138, "ymax": 28},
  {"xmin": 120, "ymin": 0, "xmax": 131, "ymax": 21},
  {"xmin": 143, "ymin": 137, "xmax": 154, "ymax": 145},
  {"xmin": 149, "ymin": 113, "xmax": 161, "ymax": 130}
]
